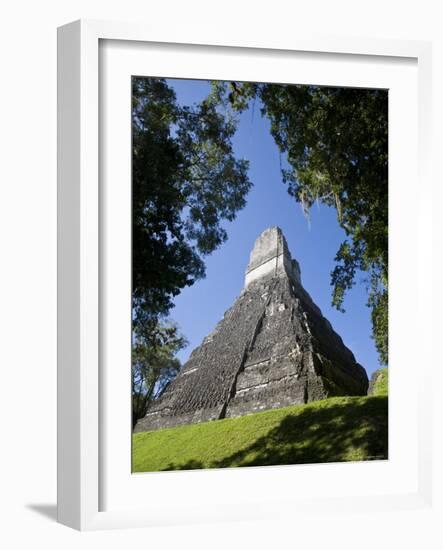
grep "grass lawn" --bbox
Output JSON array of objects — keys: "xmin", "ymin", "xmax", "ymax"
[{"xmin": 132, "ymin": 391, "xmax": 388, "ymax": 472}]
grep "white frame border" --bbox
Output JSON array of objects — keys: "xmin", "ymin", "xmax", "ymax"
[{"xmin": 57, "ymin": 19, "xmax": 433, "ymax": 531}]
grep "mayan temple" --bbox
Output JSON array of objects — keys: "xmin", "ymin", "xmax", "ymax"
[{"xmin": 135, "ymin": 227, "xmax": 369, "ymax": 433}]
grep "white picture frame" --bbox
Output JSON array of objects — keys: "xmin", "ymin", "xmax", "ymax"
[{"xmin": 57, "ymin": 19, "xmax": 433, "ymax": 531}]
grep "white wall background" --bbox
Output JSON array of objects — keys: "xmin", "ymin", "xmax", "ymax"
[{"xmin": 0, "ymin": 1, "xmax": 442, "ymax": 548}]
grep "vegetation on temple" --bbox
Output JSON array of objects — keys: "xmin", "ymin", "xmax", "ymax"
[{"xmin": 369, "ymin": 367, "xmax": 388, "ymax": 397}]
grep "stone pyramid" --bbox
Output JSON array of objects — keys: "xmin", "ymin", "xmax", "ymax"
[{"xmin": 135, "ymin": 227, "xmax": 368, "ymax": 433}]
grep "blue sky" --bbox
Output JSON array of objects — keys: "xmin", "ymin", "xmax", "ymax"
[{"xmin": 166, "ymin": 78, "xmax": 381, "ymax": 377}]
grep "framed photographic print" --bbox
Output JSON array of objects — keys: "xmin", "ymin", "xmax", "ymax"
[{"xmin": 57, "ymin": 19, "xmax": 433, "ymax": 530}]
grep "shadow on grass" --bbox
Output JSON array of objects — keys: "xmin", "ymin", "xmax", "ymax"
[{"xmin": 163, "ymin": 396, "xmax": 388, "ymax": 471}]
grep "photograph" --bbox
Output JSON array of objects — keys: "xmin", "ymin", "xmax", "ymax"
[
  {"xmin": 2, "ymin": 0, "xmax": 437, "ymax": 540},
  {"xmin": 130, "ymin": 76, "xmax": 389, "ymax": 472}
]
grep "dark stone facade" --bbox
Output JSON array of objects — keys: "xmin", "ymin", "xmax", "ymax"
[{"xmin": 134, "ymin": 227, "xmax": 369, "ymax": 433}]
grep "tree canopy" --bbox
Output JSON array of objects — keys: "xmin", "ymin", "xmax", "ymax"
[
  {"xmin": 132, "ymin": 77, "xmax": 251, "ymax": 334},
  {"xmin": 211, "ymin": 82, "xmax": 388, "ymax": 364}
]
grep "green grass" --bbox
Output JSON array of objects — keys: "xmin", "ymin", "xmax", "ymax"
[{"xmin": 132, "ymin": 395, "xmax": 388, "ymax": 472}]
